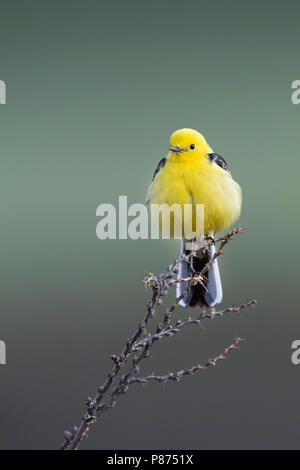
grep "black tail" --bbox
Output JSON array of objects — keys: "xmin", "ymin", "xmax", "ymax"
[
  {"xmin": 188, "ymin": 248, "xmax": 210, "ymax": 307},
  {"xmin": 176, "ymin": 239, "xmax": 223, "ymax": 308}
]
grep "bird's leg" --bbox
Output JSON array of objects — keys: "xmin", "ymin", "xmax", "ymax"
[
  {"xmin": 190, "ymin": 257, "xmax": 197, "ymax": 275},
  {"xmin": 188, "ymin": 239, "xmax": 198, "ymax": 274},
  {"xmin": 189, "ymin": 252, "xmax": 196, "ymax": 274}
]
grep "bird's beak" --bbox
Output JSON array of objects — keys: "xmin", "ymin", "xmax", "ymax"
[{"xmin": 169, "ymin": 146, "xmax": 184, "ymax": 153}]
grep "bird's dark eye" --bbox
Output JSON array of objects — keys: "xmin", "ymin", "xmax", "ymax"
[{"xmin": 190, "ymin": 144, "xmax": 195, "ymax": 150}]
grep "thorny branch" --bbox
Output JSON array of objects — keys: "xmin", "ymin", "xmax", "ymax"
[
  {"xmin": 128, "ymin": 336, "xmax": 243, "ymax": 384},
  {"xmin": 61, "ymin": 227, "xmax": 257, "ymax": 450}
]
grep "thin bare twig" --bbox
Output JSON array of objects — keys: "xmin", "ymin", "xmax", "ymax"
[
  {"xmin": 61, "ymin": 287, "xmax": 161, "ymax": 450},
  {"xmin": 131, "ymin": 300, "xmax": 257, "ymax": 352},
  {"xmin": 128, "ymin": 336, "xmax": 243, "ymax": 384},
  {"xmin": 60, "ymin": 226, "xmax": 256, "ymax": 450}
]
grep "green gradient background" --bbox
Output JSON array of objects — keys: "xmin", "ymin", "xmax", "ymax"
[{"xmin": 1, "ymin": 0, "xmax": 300, "ymax": 450}]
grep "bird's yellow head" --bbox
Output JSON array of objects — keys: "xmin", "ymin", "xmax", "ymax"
[{"xmin": 169, "ymin": 128, "xmax": 212, "ymax": 162}]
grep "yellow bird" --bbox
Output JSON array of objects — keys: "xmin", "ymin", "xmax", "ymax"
[{"xmin": 147, "ymin": 128, "xmax": 242, "ymax": 308}]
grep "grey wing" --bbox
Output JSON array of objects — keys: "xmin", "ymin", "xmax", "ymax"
[
  {"xmin": 152, "ymin": 157, "xmax": 167, "ymax": 181},
  {"xmin": 208, "ymin": 152, "xmax": 230, "ymax": 174}
]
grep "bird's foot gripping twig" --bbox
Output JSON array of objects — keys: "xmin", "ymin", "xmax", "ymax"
[{"xmin": 60, "ymin": 226, "xmax": 256, "ymax": 450}]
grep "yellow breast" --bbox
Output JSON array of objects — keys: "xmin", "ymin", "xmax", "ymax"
[{"xmin": 147, "ymin": 154, "xmax": 242, "ymax": 238}]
